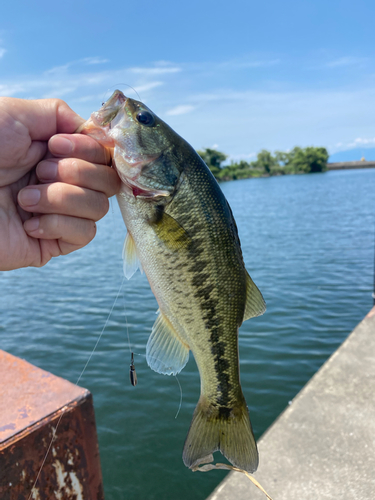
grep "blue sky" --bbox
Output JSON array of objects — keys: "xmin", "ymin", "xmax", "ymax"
[{"xmin": 1, "ymin": 0, "xmax": 375, "ymax": 161}]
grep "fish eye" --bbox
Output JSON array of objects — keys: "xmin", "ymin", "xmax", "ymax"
[{"xmin": 136, "ymin": 110, "xmax": 155, "ymax": 127}]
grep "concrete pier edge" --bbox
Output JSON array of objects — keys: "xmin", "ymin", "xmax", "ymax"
[
  {"xmin": 327, "ymin": 160, "xmax": 375, "ymax": 170},
  {"xmin": 208, "ymin": 306, "xmax": 375, "ymax": 500}
]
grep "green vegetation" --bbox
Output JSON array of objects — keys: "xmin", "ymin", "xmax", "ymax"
[{"xmin": 197, "ymin": 146, "xmax": 329, "ymax": 181}]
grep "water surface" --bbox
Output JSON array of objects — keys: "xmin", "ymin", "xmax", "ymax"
[{"xmin": 1, "ymin": 169, "xmax": 374, "ymax": 499}]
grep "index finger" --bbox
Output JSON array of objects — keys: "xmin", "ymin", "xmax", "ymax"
[
  {"xmin": 0, "ymin": 97, "xmax": 84, "ymax": 140},
  {"xmin": 48, "ymin": 133, "xmax": 111, "ymax": 165}
]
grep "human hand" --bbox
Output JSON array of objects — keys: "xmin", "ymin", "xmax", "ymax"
[{"xmin": 0, "ymin": 97, "xmax": 120, "ymax": 271}]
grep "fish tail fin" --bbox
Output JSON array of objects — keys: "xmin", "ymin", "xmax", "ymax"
[{"xmin": 182, "ymin": 395, "xmax": 258, "ymax": 473}]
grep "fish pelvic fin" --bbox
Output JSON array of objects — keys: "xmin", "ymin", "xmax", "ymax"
[
  {"xmin": 183, "ymin": 395, "xmax": 259, "ymax": 473},
  {"xmin": 146, "ymin": 312, "xmax": 190, "ymax": 375},
  {"xmin": 243, "ymin": 270, "xmax": 266, "ymax": 322},
  {"xmin": 122, "ymin": 232, "xmax": 141, "ymax": 279}
]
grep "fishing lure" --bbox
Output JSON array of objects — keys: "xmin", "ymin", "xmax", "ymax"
[{"xmin": 130, "ymin": 352, "xmax": 137, "ymax": 386}]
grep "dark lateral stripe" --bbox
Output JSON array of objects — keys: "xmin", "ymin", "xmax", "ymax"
[
  {"xmin": 189, "ymin": 265, "xmax": 232, "ymax": 407},
  {"xmin": 183, "ymin": 217, "xmax": 236, "ymax": 409}
]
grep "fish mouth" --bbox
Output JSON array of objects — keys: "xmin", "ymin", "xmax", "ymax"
[
  {"xmin": 77, "ymin": 90, "xmax": 128, "ymax": 145},
  {"xmin": 91, "ymin": 89, "xmax": 127, "ymax": 128}
]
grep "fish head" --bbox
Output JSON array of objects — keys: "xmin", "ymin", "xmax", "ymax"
[
  {"xmin": 81, "ymin": 90, "xmax": 183, "ymax": 198},
  {"xmin": 109, "ymin": 96, "xmax": 173, "ymax": 174}
]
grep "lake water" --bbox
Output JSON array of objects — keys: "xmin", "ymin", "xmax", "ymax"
[{"xmin": 1, "ymin": 169, "xmax": 374, "ymax": 500}]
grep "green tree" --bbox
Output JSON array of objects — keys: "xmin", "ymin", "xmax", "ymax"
[
  {"xmin": 196, "ymin": 145, "xmax": 328, "ymax": 181},
  {"xmin": 251, "ymin": 149, "xmax": 278, "ymax": 174},
  {"xmin": 274, "ymin": 150, "xmax": 289, "ymax": 165},
  {"xmin": 218, "ymin": 160, "xmax": 254, "ymax": 181},
  {"xmin": 284, "ymin": 146, "xmax": 328, "ymax": 173},
  {"xmin": 197, "ymin": 148, "xmax": 227, "ymax": 177}
]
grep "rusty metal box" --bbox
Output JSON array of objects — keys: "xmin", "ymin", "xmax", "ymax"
[{"xmin": 0, "ymin": 350, "xmax": 104, "ymax": 499}]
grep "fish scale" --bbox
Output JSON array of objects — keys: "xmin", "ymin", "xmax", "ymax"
[{"xmin": 80, "ymin": 90, "xmax": 266, "ymax": 472}]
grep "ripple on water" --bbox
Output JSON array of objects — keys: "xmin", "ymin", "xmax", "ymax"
[{"xmin": 1, "ymin": 169, "xmax": 374, "ymax": 500}]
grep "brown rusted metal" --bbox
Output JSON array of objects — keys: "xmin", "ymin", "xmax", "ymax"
[{"xmin": 0, "ymin": 350, "xmax": 104, "ymax": 499}]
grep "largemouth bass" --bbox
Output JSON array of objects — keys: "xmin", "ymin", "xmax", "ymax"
[{"xmin": 80, "ymin": 90, "xmax": 266, "ymax": 473}]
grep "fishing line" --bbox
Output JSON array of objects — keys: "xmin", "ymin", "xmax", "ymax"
[
  {"xmin": 76, "ymin": 276, "xmax": 125, "ymax": 385},
  {"xmin": 130, "ymin": 350, "xmax": 183, "ymax": 419},
  {"xmin": 110, "ymin": 197, "xmax": 115, "ymax": 214},
  {"xmin": 120, "ymin": 285, "xmax": 138, "ymax": 386},
  {"xmin": 122, "ymin": 84, "xmax": 142, "ymax": 102},
  {"xmin": 27, "ymin": 277, "xmax": 125, "ymax": 500},
  {"xmin": 102, "ymin": 84, "xmax": 141, "ymax": 105},
  {"xmin": 174, "ymin": 375, "xmax": 183, "ymax": 419},
  {"xmin": 121, "ymin": 287, "xmax": 132, "ymax": 354},
  {"xmin": 194, "ymin": 463, "xmax": 273, "ymax": 500}
]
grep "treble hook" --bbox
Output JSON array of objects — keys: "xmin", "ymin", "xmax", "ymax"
[{"xmin": 130, "ymin": 352, "xmax": 137, "ymax": 386}]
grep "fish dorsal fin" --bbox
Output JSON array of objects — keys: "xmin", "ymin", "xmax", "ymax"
[
  {"xmin": 122, "ymin": 232, "xmax": 140, "ymax": 280},
  {"xmin": 146, "ymin": 312, "xmax": 190, "ymax": 375},
  {"xmin": 243, "ymin": 271, "xmax": 266, "ymax": 321},
  {"xmin": 149, "ymin": 208, "xmax": 191, "ymax": 252}
]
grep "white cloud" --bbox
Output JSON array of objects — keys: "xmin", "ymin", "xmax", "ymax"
[
  {"xmin": 228, "ymin": 153, "xmax": 257, "ymax": 161},
  {"xmin": 162, "ymin": 85, "xmax": 375, "ymax": 157},
  {"xmin": 82, "ymin": 57, "xmax": 109, "ymax": 65},
  {"xmin": 0, "ymin": 83, "xmax": 26, "ymax": 95},
  {"xmin": 242, "ymin": 59, "xmax": 280, "ymax": 68},
  {"xmin": 0, "ymin": 48, "xmax": 6, "ymax": 59},
  {"xmin": 41, "ymin": 87, "xmax": 78, "ymax": 99},
  {"xmin": 44, "ymin": 63, "xmax": 71, "ymax": 76},
  {"xmin": 44, "ymin": 57, "xmax": 109, "ymax": 75},
  {"xmin": 330, "ymin": 137, "xmax": 375, "ymax": 153},
  {"xmin": 133, "ymin": 81, "xmax": 163, "ymax": 94},
  {"xmin": 0, "ymin": 65, "xmax": 164, "ymax": 101},
  {"xmin": 130, "ymin": 65, "xmax": 181, "ymax": 75},
  {"xmin": 166, "ymin": 104, "xmax": 195, "ymax": 116},
  {"xmin": 219, "ymin": 58, "xmax": 281, "ymax": 69},
  {"xmin": 353, "ymin": 137, "xmax": 375, "ymax": 145},
  {"xmin": 326, "ymin": 56, "xmax": 368, "ymax": 68},
  {"xmin": 71, "ymin": 94, "xmax": 103, "ymax": 103},
  {"xmin": 2, "ymin": 56, "xmax": 375, "ymax": 158}
]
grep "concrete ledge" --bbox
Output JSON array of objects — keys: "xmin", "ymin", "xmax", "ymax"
[
  {"xmin": 327, "ymin": 161, "xmax": 375, "ymax": 170},
  {"xmin": 208, "ymin": 307, "xmax": 375, "ymax": 500}
]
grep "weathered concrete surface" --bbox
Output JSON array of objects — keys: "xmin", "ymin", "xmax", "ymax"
[{"xmin": 208, "ymin": 307, "xmax": 375, "ymax": 500}]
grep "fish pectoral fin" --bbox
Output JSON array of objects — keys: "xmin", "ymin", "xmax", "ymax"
[
  {"xmin": 122, "ymin": 232, "xmax": 141, "ymax": 280},
  {"xmin": 243, "ymin": 270, "xmax": 266, "ymax": 321},
  {"xmin": 146, "ymin": 312, "xmax": 190, "ymax": 376},
  {"xmin": 149, "ymin": 208, "xmax": 192, "ymax": 252}
]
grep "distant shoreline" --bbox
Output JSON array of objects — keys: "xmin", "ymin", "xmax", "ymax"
[
  {"xmin": 216, "ymin": 159, "xmax": 375, "ymax": 182},
  {"xmin": 327, "ymin": 160, "xmax": 375, "ymax": 170}
]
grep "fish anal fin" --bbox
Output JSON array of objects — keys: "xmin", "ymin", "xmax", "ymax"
[
  {"xmin": 149, "ymin": 208, "xmax": 192, "ymax": 252},
  {"xmin": 146, "ymin": 312, "xmax": 190, "ymax": 375},
  {"xmin": 243, "ymin": 271, "xmax": 266, "ymax": 321},
  {"xmin": 183, "ymin": 396, "xmax": 259, "ymax": 473},
  {"xmin": 123, "ymin": 232, "xmax": 140, "ymax": 280}
]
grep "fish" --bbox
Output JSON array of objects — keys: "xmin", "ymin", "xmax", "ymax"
[{"xmin": 80, "ymin": 90, "xmax": 266, "ymax": 473}]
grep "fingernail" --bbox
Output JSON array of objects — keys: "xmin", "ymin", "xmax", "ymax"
[
  {"xmin": 50, "ymin": 136, "xmax": 73, "ymax": 155},
  {"xmin": 19, "ymin": 188, "xmax": 41, "ymax": 206},
  {"xmin": 38, "ymin": 160, "xmax": 58, "ymax": 180},
  {"xmin": 24, "ymin": 218, "xmax": 40, "ymax": 232}
]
